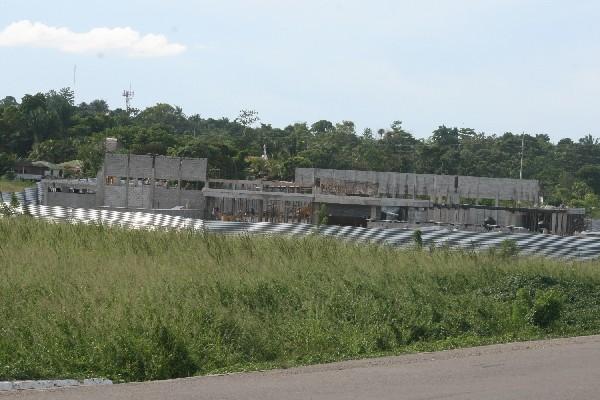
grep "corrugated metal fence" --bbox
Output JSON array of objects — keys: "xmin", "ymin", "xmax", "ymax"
[
  {"xmin": 0, "ymin": 185, "xmax": 40, "ymax": 205},
  {"xmin": 4, "ymin": 203, "xmax": 600, "ymax": 261}
]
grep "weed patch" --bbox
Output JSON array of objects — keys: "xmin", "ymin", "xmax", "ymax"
[{"xmin": 1, "ymin": 218, "xmax": 599, "ymax": 382}]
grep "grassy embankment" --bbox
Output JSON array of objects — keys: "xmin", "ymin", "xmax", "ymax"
[
  {"xmin": 1, "ymin": 216, "xmax": 599, "ymax": 382},
  {"xmin": 0, "ymin": 179, "xmax": 35, "ymax": 192}
]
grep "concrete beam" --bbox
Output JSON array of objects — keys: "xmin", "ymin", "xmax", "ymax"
[
  {"xmin": 314, "ymin": 194, "xmax": 431, "ymax": 208},
  {"xmin": 202, "ymin": 188, "xmax": 313, "ymax": 202},
  {"xmin": 203, "ymin": 188, "xmax": 431, "ymax": 208}
]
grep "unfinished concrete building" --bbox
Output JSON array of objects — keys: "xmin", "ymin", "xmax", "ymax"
[
  {"xmin": 100, "ymin": 153, "xmax": 207, "ymax": 210},
  {"xmin": 41, "ymin": 153, "xmax": 208, "ymax": 217},
  {"xmin": 40, "ymin": 156, "xmax": 586, "ymax": 235}
]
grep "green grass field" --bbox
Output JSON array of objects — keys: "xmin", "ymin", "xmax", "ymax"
[
  {"xmin": 1, "ymin": 217, "xmax": 599, "ymax": 382},
  {"xmin": 0, "ymin": 179, "xmax": 35, "ymax": 193}
]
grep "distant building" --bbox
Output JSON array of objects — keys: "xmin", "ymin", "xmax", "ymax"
[
  {"xmin": 13, "ymin": 160, "xmax": 63, "ymax": 181},
  {"xmin": 39, "ymin": 154, "xmax": 587, "ymax": 235}
]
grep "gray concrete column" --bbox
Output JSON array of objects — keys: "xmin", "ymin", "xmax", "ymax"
[
  {"xmin": 257, "ymin": 200, "xmax": 263, "ymax": 222},
  {"xmin": 95, "ymin": 168, "xmax": 104, "ymax": 207},
  {"xmin": 125, "ymin": 154, "xmax": 130, "ymax": 208},
  {"xmin": 495, "ymin": 193, "xmax": 500, "ymax": 222},
  {"xmin": 370, "ymin": 206, "xmax": 378, "ymax": 220},
  {"xmin": 312, "ymin": 202, "xmax": 321, "ymax": 224},
  {"xmin": 177, "ymin": 158, "xmax": 182, "ymax": 207},
  {"xmin": 149, "ymin": 156, "xmax": 156, "ymax": 209}
]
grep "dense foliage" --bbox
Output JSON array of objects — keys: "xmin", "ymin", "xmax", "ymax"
[
  {"xmin": 1, "ymin": 88, "xmax": 599, "ymax": 210},
  {"xmin": 1, "ymin": 217, "xmax": 599, "ymax": 382}
]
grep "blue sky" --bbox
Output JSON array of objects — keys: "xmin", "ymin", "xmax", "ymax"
[{"xmin": 1, "ymin": 0, "xmax": 599, "ymax": 140}]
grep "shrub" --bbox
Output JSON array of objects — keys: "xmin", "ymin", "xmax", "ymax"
[
  {"xmin": 412, "ymin": 229, "xmax": 423, "ymax": 248},
  {"xmin": 511, "ymin": 288, "xmax": 533, "ymax": 325},
  {"xmin": 0, "ymin": 203, "xmax": 14, "ymax": 217},
  {"xmin": 500, "ymin": 239, "xmax": 519, "ymax": 258},
  {"xmin": 317, "ymin": 204, "xmax": 328, "ymax": 225},
  {"xmin": 10, "ymin": 192, "xmax": 19, "ymax": 209},
  {"xmin": 529, "ymin": 290, "xmax": 564, "ymax": 328}
]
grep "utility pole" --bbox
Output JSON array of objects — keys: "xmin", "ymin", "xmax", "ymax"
[
  {"xmin": 519, "ymin": 132, "xmax": 525, "ymax": 180},
  {"xmin": 73, "ymin": 64, "xmax": 77, "ymax": 104}
]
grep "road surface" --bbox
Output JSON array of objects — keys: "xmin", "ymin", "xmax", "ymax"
[{"xmin": 3, "ymin": 335, "xmax": 600, "ymax": 400}]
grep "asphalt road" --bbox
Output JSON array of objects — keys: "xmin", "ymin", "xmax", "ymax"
[{"xmin": 3, "ymin": 335, "xmax": 600, "ymax": 400}]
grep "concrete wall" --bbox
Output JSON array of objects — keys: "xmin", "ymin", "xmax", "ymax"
[
  {"xmin": 325, "ymin": 204, "xmax": 371, "ymax": 218},
  {"xmin": 128, "ymin": 154, "xmax": 153, "ymax": 178},
  {"xmin": 104, "ymin": 186, "xmax": 126, "ymax": 207},
  {"xmin": 104, "ymin": 153, "xmax": 128, "ymax": 176},
  {"xmin": 180, "ymin": 190, "xmax": 205, "ymax": 209},
  {"xmin": 151, "ymin": 187, "xmax": 204, "ymax": 209},
  {"xmin": 127, "ymin": 185, "xmax": 152, "ymax": 208},
  {"xmin": 40, "ymin": 180, "xmax": 100, "ymax": 207},
  {"xmin": 46, "ymin": 192, "xmax": 97, "ymax": 208},
  {"xmin": 155, "ymin": 156, "xmax": 181, "ymax": 180},
  {"xmin": 181, "ymin": 158, "xmax": 207, "ymax": 181},
  {"xmin": 103, "ymin": 154, "xmax": 208, "ymax": 182},
  {"xmin": 99, "ymin": 154, "xmax": 208, "ymax": 209},
  {"xmin": 102, "ymin": 184, "xmax": 204, "ymax": 209},
  {"xmin": 295, "ymin": 168, "xmax": 540, "ymax": 203}
]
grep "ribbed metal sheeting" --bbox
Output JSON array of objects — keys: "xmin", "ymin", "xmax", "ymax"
[
  {"xmin": 36, "ymin": 181, "xmax": 44, "ymax": 204},
  {"xmin": 5, "ymin": 204, "xmax": 600, "ymax": 261},
  {"xmin": 1, "ymin": 187, "xmax": 39, "ymax": 205}
]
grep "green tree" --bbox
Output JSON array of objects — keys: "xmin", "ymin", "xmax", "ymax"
[
  {"xmin": 576, "ymin": 165, "xmax": 600, "ymax": 194},
  {"xmin": 235, "ymin": 109, "xmax": 260, "ymax": 136},
  {"xmin": 28, "ymin": 139, "xmax": 77, "ymax": 163},
  {"xmin": 20, "ymin": 93, "xmax": 51, "ymax": 144}
]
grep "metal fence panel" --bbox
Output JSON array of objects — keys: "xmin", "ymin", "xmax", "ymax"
[{"xmin": 0, "ymin": 203, "xmax": 598, "ymax": 261}]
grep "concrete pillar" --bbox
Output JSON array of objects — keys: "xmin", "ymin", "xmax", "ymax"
[
  {"xmin": 149, "ymin": 155, "xmax": 156, "ymax": 210},
  {"xmin": 556, "ymin": 213, "xmax": 564, "ymax": 235},
  {"xmin": 370, "ymin": 206, "xmax": 378, "ymax": 220},
  {"xmin": 177, "ymin": 158, "xmax": 182, "ymax": 207},
  {"xmin": 125, "ymin": 154, "xmax": 130, "ymax": 208},
  {"xmin": 312, "ymin": 202, "xmax": 321, "ymax": 224},
  {"xmin": 257, "ymin": 199, "xmax": 263, "ymax": 222},
  {"xmin": 96, "ymin": 168, "xmax": 104, "ymax": 207},
  {"xmin": 495, "ymin": 192, "xmax": 499, "ymax": 222}
]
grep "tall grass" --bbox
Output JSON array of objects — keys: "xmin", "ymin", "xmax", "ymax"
[
  {"xmin": 1, "ymin": 216, "xmax": 599, "ymax": 382},
  {"xmin": 0, "ymin": 179, "xmax": 35, "ymax": 193}
]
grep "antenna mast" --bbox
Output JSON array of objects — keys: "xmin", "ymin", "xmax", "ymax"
[{"xmin": 122, "ymin": 85, "xmax": 135, "ymax": 113}]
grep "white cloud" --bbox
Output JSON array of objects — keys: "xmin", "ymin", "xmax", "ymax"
[{"xmin": 0, "ymin": 20, "xmax": 186, "ymax": 57}]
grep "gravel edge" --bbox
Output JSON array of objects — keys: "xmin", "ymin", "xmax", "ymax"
[{"xmin": 0, "ymin": 379, "xmax": 112, "ymax": 391}]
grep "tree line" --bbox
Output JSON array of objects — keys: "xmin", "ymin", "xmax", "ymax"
[{"xmin": 1, "ymin": 88, "xmax": 599, "ymax": 213}]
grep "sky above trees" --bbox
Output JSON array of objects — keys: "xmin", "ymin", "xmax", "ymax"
[{"xmin": 1, "ymin": 0, "xmax": 600, "ymax": 140}]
